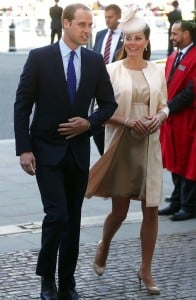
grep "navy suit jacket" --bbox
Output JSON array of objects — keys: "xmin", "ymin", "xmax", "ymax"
[
  {"xmin": 14, "ymin": 42, "xmax": 117, "ymax": 168},
  {"xmin": 93, "ymin": 29, "xmax": 123, "ymax": 62}
]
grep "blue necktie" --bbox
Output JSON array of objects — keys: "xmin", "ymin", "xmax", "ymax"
[{"xmin": 67, "ymin": 51, "xmax": 76, "ymax": 104}]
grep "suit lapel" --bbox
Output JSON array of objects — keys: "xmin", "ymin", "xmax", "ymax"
[
  {"xmin": 117, "ymin": 33, "xmax": 123, "ymax": 49},
  {"xmin": 98, "ymin": 30, "xmax": 107, "ymax": 52},
  {"xmin": 51, "ymin": 43, "xmax": 73, "ymax": 111},
  {"xmin": 167, "ymin": 45, "xmax": 195, "ymax": 83},
  {"xmin": 52, "ymin": 43, "xmax": 66, "ymax": 84},
  {"xmin": 75, "ymin": 48, "xmax": 88, "ymax": 99},
  {"xmin": 112, "ymin": 33, "xmax": 123, "ymax": 61},
  {"xmin": 74, "ymin": 48, "xmax": 94, "ymax": 109}
]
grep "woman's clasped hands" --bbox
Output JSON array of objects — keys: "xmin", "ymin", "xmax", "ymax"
[{"xmin": 126, "ymin": 115, "xmax": 161, "ymax": 136}]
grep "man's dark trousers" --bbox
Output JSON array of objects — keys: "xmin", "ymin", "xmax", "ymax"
[
  {"xmin": 35, "ymin": 149, "xmax": 89, "ymax": 290},
  {"xmin": 169, "ymin": 173, "xmax": 196, "ymax": 213}
]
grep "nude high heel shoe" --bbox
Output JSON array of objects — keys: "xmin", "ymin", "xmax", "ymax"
[
  {"xmin": 93, "ymin": 240, "xmax": 106, "ymax": 276},
  {"xmin": 93, "ymin": 262, "xmax": 105, "ymax": 276},
  {"xmin": 137, "ymin": 272, "xmax": 160, "ymax": 295}
]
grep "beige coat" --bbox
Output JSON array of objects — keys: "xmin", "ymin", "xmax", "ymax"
[{"xmin": 86, "ymin": 60, "xmax": 168, "ymax": 207}]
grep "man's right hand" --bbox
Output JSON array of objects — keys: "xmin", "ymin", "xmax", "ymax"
[{"xmin": 20, "ymin": 152, "xmax": 36, "ymax": 176}]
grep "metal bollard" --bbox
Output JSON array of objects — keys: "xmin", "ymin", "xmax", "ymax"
[{"xmin": 9, "ymin": 21, "xmax": 16, "ymax": 52}]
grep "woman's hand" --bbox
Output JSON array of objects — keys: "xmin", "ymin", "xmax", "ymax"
[
  {"xmin": 123, "ymin": 111, "xmax": 167, "ymax": 136},
  {"xmin": 126, "ymin": 118, "xmax": 148, "ymax": 136},
  {"xmin": 143, "ymin": 115, "xmax": 160, "ymax": 134},
  {"xmin": 145, "ymin": 112, "xmax": 167, "ymax": 134}
]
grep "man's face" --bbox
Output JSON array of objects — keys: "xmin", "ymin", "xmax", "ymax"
[
  {"xmin": 105, "ymin": 9, "xmax": 120, "ymax": 31},
  {"xmin": 63, "ymin": 8, "xmax": 93, "ymax": 49},
  {"xmin": 170, "ymin": 23, "xmax": 188, "ymax": 49}
]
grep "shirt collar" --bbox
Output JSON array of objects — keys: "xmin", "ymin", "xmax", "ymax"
[
  {"xmin": 59, "ymin": 39, "xmax": 81, "ymax": 59},
  {"xmin": 107, "ymin": 28, "xmax": 121, "ymax": 34},
  {"xmin": 179, "ymin": 42, "xmax": 194, "ymax": 56}
]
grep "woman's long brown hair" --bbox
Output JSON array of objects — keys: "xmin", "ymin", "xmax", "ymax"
[{"xmin": 115, "ymin": 24, "xmax": 151, "ymax": 61}]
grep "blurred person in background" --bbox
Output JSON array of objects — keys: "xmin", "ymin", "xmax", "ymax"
[
  {"xmin": 159, "ymin": 20, "xmax": 196, "ymax": 221},
  {"xmin": 92, "ymin": 1, "xmax": 103, "ymax": 11},
  {"xmin": 93, "ymin": 4, "xmax": 122, "ymax": 64},
  {"xmin": 166, "ymin": 1, "xmax": 182, "ymax": 55},
  {"xmin": 35, "ymin": 0, "xmax": 47, "ymax": 37},
  {"xmin": 92, "ymin": 4, "xmax": 123, "ymax": 155},
  {"xmin": 49, "ymin": 0, "xmax": 63, "ymax": 44}
]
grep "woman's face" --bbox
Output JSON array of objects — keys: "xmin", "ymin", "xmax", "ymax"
[{"xmin": 124, "ymin": 31, "xmax": 148, "ymax": 58}]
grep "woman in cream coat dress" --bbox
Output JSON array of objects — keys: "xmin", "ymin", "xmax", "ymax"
[{"xmin": 86, "ymin": 4, "xmax": 169, "ymax": 295}]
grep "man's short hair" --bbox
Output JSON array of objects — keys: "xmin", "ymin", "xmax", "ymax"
[
  {"xmin": 105, "ymin": 4, "xmax": 121, "ymax": 15},
  {"xmin": 172, "ymin": 1, "xmax": 179, "ymax": 8},
  {"xmin": 175, "ymin": 20, "xmax": 196, "ymax": 43}
]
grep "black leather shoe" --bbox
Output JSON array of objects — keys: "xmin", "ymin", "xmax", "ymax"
[
  {"xmin": 41, "ymin": 277, "xmax": 57, "ymax": 300},
  {"xmin": 171, "ymin": 209, "xmax": 194, "ymax": 221},
  {"xmin": 58, "ymin": 288, "xmax": 84, "ymax": 300},
  {"xmin": 158, "ymin": 206, "xmax": 179, "ymax": 216}
]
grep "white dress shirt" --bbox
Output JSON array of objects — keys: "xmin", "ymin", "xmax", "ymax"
[{"xmin": 101, "ymin": 29, "xmax": 122, "ymax": 64}]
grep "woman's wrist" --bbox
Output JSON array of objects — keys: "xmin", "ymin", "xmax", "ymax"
[{"xmin": 158, "ymin": 112, "xmax": 167, "ymax": 124}]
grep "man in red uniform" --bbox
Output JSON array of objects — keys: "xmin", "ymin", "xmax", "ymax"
[{"xmin": 159, "ymin": 20, "xmax": 196, "ymax": 221}]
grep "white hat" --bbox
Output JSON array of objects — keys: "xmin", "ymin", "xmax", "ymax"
[{"xmin": 118, "ymin": 3, "xmax": 147, "ymax": 34}]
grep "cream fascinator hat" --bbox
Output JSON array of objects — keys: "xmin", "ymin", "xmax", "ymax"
[{"xmin": 118, "ymin": 3, "xmax": 147, "ymax": 33}]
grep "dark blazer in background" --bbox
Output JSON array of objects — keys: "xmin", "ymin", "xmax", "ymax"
[
  {"xmin": 49, "ymin": 4, "xmax": 63, "ymax": 43},
  {"xmin": 93, "ymin": 29, "xmax": 123, "ymax": 62},
  {"xmin": 49, "ymin": 4, "xmax": 63, "ymax": 30}
]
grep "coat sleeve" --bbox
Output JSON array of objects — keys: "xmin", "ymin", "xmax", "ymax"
[
  {"xmin": 157, "ymin": 65, "xmax": 169, "ymax": 115},
  {"xmin": 14, "ymin": 50, "xmax": 38, "ymax": 155},
  {"xmin": 168, "ymin": 80, "xmax": 195, "ymax": 113},
  {"xmin": 87, "ymin": 54, "xmax": 118, "ymax": 133}
]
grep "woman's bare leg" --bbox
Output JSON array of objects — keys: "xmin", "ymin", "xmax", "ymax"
[
  {"xmin": 95, "ymin": 196, "xmax": 130, "ymax": 267},
  {"xmin": 139, "ymin": 201, "xmax": 158, "ymax": 287}
]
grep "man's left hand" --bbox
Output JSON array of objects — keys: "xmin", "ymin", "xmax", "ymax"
[{"xmin": 58, "ymin": 117, "xmax": 90, "ymax": 139}]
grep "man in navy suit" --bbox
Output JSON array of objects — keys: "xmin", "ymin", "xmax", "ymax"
[
  {"xmin": 92, "ymin": 4, "xmax": 123, "ymax": 155},
  {"xmin": 93, "ymin": 4, "xmax": 122, "ymax": 63},
  {"xmin": 14, "ymin": 3, "xmax": 117, "ymax": 300}
]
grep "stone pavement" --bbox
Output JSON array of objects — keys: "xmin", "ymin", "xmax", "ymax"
[
  {"xmin": 0, "ymin": 138, "xmax": 196, "ymax": 300},
  {"xmin": 0, "ymin": 232, "xmax": 195, "ymax": 299}
]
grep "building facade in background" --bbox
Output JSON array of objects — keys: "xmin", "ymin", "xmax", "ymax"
[{"xmin": 0, "ymin": 0, "xmax": 195, "ymax": 52}]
